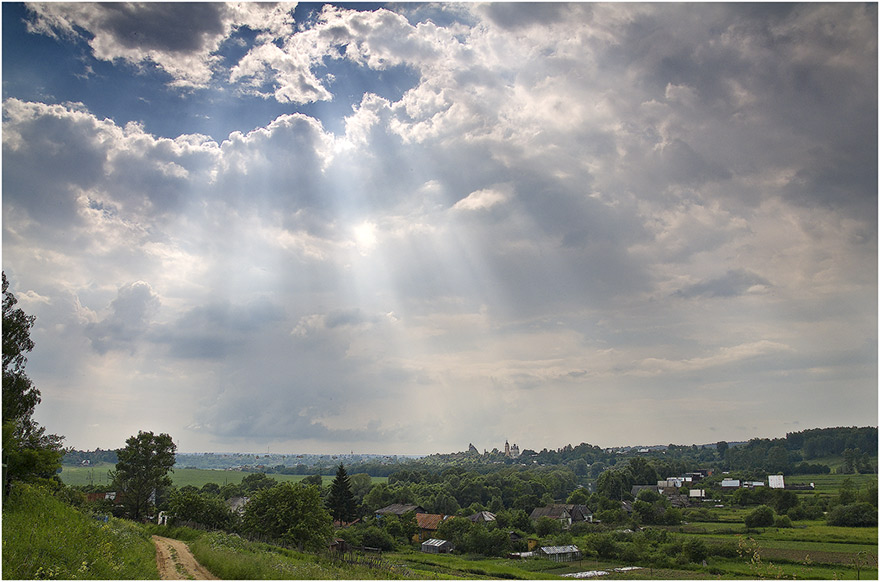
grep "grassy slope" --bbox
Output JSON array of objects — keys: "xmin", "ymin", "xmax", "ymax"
[
  {"xmin": 2, "ymin": 484, "xmax": 159, "ymax": 579},
  {"xmin": 59, "ymin": 464, "xmax": 387, "ymax": 488},
  {"xmin": 185, "ymin": 530, "xmax": 415, "ymax": 579}
]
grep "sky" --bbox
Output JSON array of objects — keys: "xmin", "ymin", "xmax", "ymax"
[{"xmin": 2, "ymin": 2, "xmax": 877, "ymax": 455}]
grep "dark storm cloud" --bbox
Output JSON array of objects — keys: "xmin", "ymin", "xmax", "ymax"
[{"xmin": 90, "ymin": 3, "xmax": 228, "ymax": 53}]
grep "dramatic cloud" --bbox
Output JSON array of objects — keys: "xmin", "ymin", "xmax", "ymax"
[{"xmin": 3, "ymin": 3, "xmax": 876, "ymax": 453}]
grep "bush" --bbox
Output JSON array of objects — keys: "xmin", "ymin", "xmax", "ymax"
[
  {"xmin": 360, "ymin": 526, "xmax": 396, "ymax": 551},
  {"xmin": 587, "ymin": 533, "xmax": 618, "ymax": 559},
  {"xmin": 535, "ymin": 516, "xmax": 562, "ymax": 536},
  {"xmin": 708, "ymin": 541, "xmax": 739, "ymax": 558},
  {"xmin": 826, "ymin": 503, "xmax": 878, "ymax": 527},
  {"xmin": 744, "ymin": 505, "xmax": 775, "ymax": 529},
  {"xmin": 682, "ymin": 538, "xmax": 708, "ymax": 563},
  {"xmin": 774, "ymin": 515, "xmax": 793, "ymax": 528},
  {"xmin": 241, "ymin": 483, "xmax": 332, "ymax": 551}
]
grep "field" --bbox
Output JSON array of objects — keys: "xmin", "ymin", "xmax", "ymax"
[{"xmin": 58, "ymin": 464, "xmax": 387, "ymax": 488}]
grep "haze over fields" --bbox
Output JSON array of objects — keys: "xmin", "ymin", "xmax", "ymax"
[{"xmin": 2, "ymin": 3, "xmax": 876, "ymax": 455}]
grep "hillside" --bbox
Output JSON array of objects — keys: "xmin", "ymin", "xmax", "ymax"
[{"xmin": 2, "ymin": 484, "xmax": 159, "ymax": 579}]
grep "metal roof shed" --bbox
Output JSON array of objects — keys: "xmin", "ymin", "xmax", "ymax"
[
  {"xmin": 540, "ymin": 545, "xmax": 581, "ymax": 562},
  {"xmin": 421, "ymin": 538, "xmax": 454, "ymax": 554}
]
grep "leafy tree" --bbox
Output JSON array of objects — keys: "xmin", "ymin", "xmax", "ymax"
[
  {"xmin": 826, "ymin": 503, "xmax": 878, "ymax": 527},
  {"xmin": 301, "ymin": 473, "xmax": 323, "ymax": 488},
  {"xmin": 567, "ymin": 487, "xmax": 590, "ymax": 505},
  {"xmin": 682, "ymin": 538, "xmax": 708, "ymax": 563},
  {"xmin": 326, "ymin": 464, "xmax": 357, "ymax": 523},
  {"xmin": 436, "ymin": 515, "xmax": 474, "ymax": 547},
  {"xmin": 2, "ymin": 273, "xmax": 63, "ymax": 494},
  {"xmin": 349, "ymin": 472, "xmax": 373, "ymax": 504},
  {"xmin": 363, "ymin": 482, "xmax": 395, "ymax": 511},
  {"xmin": 242, "ymin": 482, "xmax": 332, "ymax": 550},
  {"xmin": 110, "ymin": 431, "xmax": 176, "ymax": 521},
  {"xmin": 535, "ymin": 516, "xmax": 562, "ymax": 536},
  {"xmin": 744, "ymin": 505, "xmax": 775, "ymax": 529},
  {"xmin": 240, "ymin": 472, "xmax": 277, "ymax": 493},
  {"xmin": 167, "ymin": 488, "xmax": 234, "ymax": 529},
  {"xmin": 360, "ymin": 525, "xmax": 396, "ymax": 551}
]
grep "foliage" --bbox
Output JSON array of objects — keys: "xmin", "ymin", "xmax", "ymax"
[
  {"xmin": 2, "ymin": 273, "xmax": 64, "ymax": 493},
  {"xmin": 326, "ymin": 464, "xmax": 357, "ymax": 523},
  {"xmin": 360, "ymin": 525, "xmax": 396, "ymax": 551},
  {"xmin": 110, "ymin": 430, "xmax": 176, "ymax": 521},
  {"xmin": 301, "ymin": 472, "xmax": 324, "ymax": 487},
  {"xmin": 744, "ymin": 505, "xmax": 776, "ymax": 529},
  {"xmin": 241, "ymin": 482, "xmax": 332, "ymax": 550},
  {"xmin": 240, "ymin": 472, "xmax": 278, "ymax": 493},
  {"xmin": 166, "ymin": 487, "xmax": 235, "ymax": 530},
  {"xmin": 826, "ymin": 503, "xmax": 878, "ymax": 527},
  {"xmin": 534, "ymin": 515, "xmax": 562, "ymax": 536},
  {"xmin": 2, "ymin": 483, "xmax": 158, "ymax": 579}
]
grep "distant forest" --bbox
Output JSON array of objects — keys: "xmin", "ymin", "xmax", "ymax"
[{"xmin": 64, "ymin": 426, "xmax": 876, "ymax": 479}]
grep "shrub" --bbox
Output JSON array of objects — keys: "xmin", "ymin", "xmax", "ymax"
[
  {"xmin": 360, "ymin": 526, "xmax": 396, "ymax": 551},
  {"xmin": 535, "ymin": 516, "xmax": 562, "ymax": 536},
  {"xmin": 773, "ymin": 515, "xmax": 793, "ymax": 528},
  {"xmin": 826, "ymin": 503, "xmax": 878, "ymax": 527},
  {"xmin": 241, "ymin": 483, "xmax": 332, "ymax": 551},
  {"xmin": 744, "ymin": 505, "xmax": 775, "ymax": 529},
  {"xmin": 708, "ymin": 541, "xmax": 739, "ymax": 558},
  {"xmin": 587, "ymin": 533, "xmax": 618, "ymax": 559},
  {"xmin": 682, "ymin": 538, "xmax": 708, "ymax": 563}
]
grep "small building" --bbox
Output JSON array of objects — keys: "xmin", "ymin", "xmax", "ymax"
[
  {"xmin": 468, "ymin": 511, "xmax": 496, "ymax": 523},
  {"xmin": 744, "ymin": 481, "xmax": 765, "ymax": 489},
  {"xmin": 530, "ymin": 504, "xmax": 592, "ymax": 528},
  {"xmin": 720, "ymin": 479, "xmax": 741, "ymax": 489},
  {"xmin": 768, "ymin": 475, "xmax": 785, "ymax": 489},
  {"xmin": 540, "ymin": 545, "xmax": 581, "ymax": 562},
  {"xmin": 414, "ymin": 513, "xmax": 446, "ymax": 542},
  {"xmin": 689, "ymin": 489, "xmax": 706, "ymax": 499},
  {"xmin": 375, "ymin": 503, "xmax": 425, "ymax": 517},
  {"xmin": 421, "ymin": 538, "xmax": 454, "ymax": 554}
]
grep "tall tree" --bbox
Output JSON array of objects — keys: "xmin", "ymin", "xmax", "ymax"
[
  {"xmin": 326, "ymin": 463, "xmax": 357, "ymax": 523},
  {"xmin": 242, "ymin": 482, "xmax": 332, "ymax": 550},
  {"xmin": 2, "ymin": 272, "xmax": 63, "ymax": 494},
  {"xmin": 110, "ymin": 431, "xmax": 176, "ymax": 521}
]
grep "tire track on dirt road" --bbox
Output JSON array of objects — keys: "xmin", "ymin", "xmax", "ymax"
[{"xmin": 153, "ymin": 535, "xmax": 218, "ymax": 580}]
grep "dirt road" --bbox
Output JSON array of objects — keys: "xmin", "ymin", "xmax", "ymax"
[{"xmin": 152, "ymin": 535, "xmax": 219, "ymax": 580}]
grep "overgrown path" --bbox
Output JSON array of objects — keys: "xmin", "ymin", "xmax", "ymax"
[{"xmin": 152, "ymin": 535, "xmax": 219, "ymax": 580}]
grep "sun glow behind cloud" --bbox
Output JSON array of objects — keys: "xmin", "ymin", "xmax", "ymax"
[{"xmin": 2, "ymin": 2, "xmax": 876, "ymax": 453}]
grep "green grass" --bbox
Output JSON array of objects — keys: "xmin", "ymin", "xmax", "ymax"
[
  {"xmin": 187, "ymin": 530, "xmax": 413, "ymax": 579},
  {"xmin": 786, "ymin": 472, "xmax": 878, "ymax": 493},
  {"xmin": 2, "ymin": 483, "xmax": 159, "ymax": 579},
  {"xmin": 59, "ymin": 465, "xmax": 387, "ymax": 489}
]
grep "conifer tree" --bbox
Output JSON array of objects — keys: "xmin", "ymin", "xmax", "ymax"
[{"xmin": 326, "ymin": 463, "xmax": 357, "ymax": 523}]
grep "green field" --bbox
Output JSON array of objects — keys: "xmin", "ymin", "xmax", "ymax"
[{"xmin": 59, "ymin": 465, "xmax": 387, "ymax": 488}]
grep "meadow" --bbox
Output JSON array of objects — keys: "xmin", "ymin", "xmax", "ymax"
[{"xmin": 2, "ymin": 484, "xmax": 158, "ymax": 579}]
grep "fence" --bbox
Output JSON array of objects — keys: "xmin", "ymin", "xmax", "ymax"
[{"xmin": 326, "ymin": 547, "xmax": 415, "ymax": 578}]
